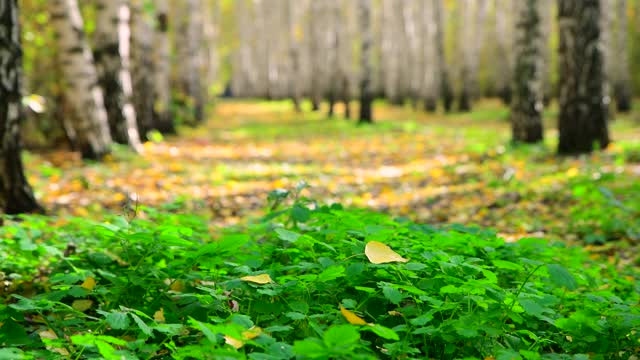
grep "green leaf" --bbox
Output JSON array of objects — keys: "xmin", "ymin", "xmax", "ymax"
[
  {"xmin": 318, "ymin": 265, "xmax": 345, "ymax": 282},
  {"xmin": 275, "ymin": 228, "xmax": 301, "ymax": 243},
  {"xmin": 365, "ymin": 324, "xmax": 399, "ymax": 340},
  {"xmin": 285, "ymin": 312, "xmax": 306, "ymax": 320},
  {"xmin": 323, "ymin": 324, "xmax": 360, "ymax": 349},
  {"xmin": 130, "ymin": 313, "xmax": 153, "ymax": 337},
  {"xmin": 546, "ymin": 264, "xmax": 577, "ymax": 290},
  {"xmin": 103, "ymin": 310, "xmax": 130, "ymax": 330},
  {"xmin": 0, "ymin": 348, "xmax": 25, "ymax": 360},
  {"xmin": 291, "ymin": 205, "xmax": 311, "ymax": 222},
  {"xmin": 293, "ymin": 339, "xmax": 327, "ymax": 358},
  {"xmin": 382, "ymin": 286, "xmax": 403, "ymax": 305}
]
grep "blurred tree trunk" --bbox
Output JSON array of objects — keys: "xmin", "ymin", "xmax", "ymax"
[
  {"xmin": 287, "ymin": 0, "xmax": 302, "ymax": 112},
  {"xmin": 511, "ymin": 0, "xmax": 544, "ymax": 143},
  {"xmin": 421, "ymin": 0, "xmax": 438, "ymax": 111},
  {"xmin": 0, "ymin": 0, "xmax": 42, "ymax": 214},
  {"xmin": 131, "ymin": 0, "xmax": 155, "ymax": 141},
  {"xmin": 540, "ymin": 0, "xmax": 553, "ymax": 103},
  {"xmin": 458, "ymin": 0, "xmax": 488, "ymax": 112},
  {"xmin": 494, "ymin": 0, "xmax": 515, "ymax": 105},
  {"xmin": 433, "ymin": 0, "xmax": 453, "ymax": 112},
  {"xmin": 358, "ymin": 0, "xmax": 374, "ymax": 123},
  {"xmin": 613, "ymin": 0, "xmax": 632, "ymax": 112},
  {"xmin": 151, "ymin": 0, "xmax": 175, "ymax": 134},
  {"xmin": 49, "ymin": 0, "xmax": 112, "ymax": 159},
  {"xmin": 558, "ymin": 0, "xmax": 610, "ymax": 154},
  {"xmin": 94, "ymin": 0, "xmax": 142, "ymax": 152},
  {"xmin": 175, "ymin": 0, "xmax": 205, "ymax": 124}
]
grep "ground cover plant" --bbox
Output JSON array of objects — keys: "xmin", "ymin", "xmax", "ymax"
[{"xmin": 1, "ymin": 188, "xmax": 639, "ymax": 359}]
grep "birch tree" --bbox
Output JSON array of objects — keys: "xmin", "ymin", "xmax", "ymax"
[
  {"xmin": 494, "ymin": 0, "xmax": 516, "ymax": 104},
  {"xmin": 131, "ymin": 0, "xmax": 155, "ymax": 140},
  {"xmin": 434, "ymin": 0, "xmax": 453, "ymax": 112},
  {"xmin": 458, "ymin": 0, "xmax": 488, "ymax": 111},
  {"xmin": 511, "ymin": 0, "xmax": 544, "ymax": 143},
  {"xmin": 94, "ymin": 0, "xmax": 142, "ymax": 152},
  {"xmin": 152, "ymin": 0, "xmax": 175, "ymax": 133},
  {"xmin": 175, "ymin": 0, "xmax": 205, "ymax": 123},
  {"xmin": 0, "ymin": 0, "xmax": 42, "ymax": 214},
  {"xmin": 358, "ymin": 0, "xmax": 374, "ymax": 123},
  {"xmin": 612, "ymin": 0, "xmax": 632, "ymax": 112},
  {"xmin": 557, "ymin": 0, "xmax": 610, "ymax": 154},
  {"xmin": 49, "ymin": 0, "xmax": 112, "ymax": 159}
]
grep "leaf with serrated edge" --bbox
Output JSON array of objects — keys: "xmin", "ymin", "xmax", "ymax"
[{"xmin": 365, "ymin": 241, "xmax": 408, "ymax": 264}]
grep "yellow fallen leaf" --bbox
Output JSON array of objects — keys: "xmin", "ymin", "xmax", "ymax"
[
  {"xmin": 154, "ymin": 308, "xmax": 165, "ymax": 322},
  {"xmin": 169, "ymin": 280, "xmax": 184, "ymax": 292},
  {"xmin": 224, "ymin": 335, "xmax": 244, "ymax": 349},
  {"xmin": 364, "ymin": 241, "xmax": 408, "ymax": 264},
  {"xmin": 243, "ymin": 326, "xmax": 262, "ymax": 340},
  {"xmin": 224, "ymin": 326, "xmax": 262, "ymax": 349},
  {"xmin": 72, "ymin": 299, "xmax": 93, "ymax": 312},
  {"xmin": 566, "ymin": 167, "xmax": 579, "ymax": 177},
  {"xmin": 241, "ymin": 274, "xmax": 273, "ymax": 284},
  {"xmin": 80, "ymin": 276, "xmax": 96, "ymax": 291},
  {"xmin": 340, "ymin": 305, "xmax": 368, "ymax": 325},
  {"xmin": 38, "ymin": 329, "xmax": 58, "ymax": 340}
]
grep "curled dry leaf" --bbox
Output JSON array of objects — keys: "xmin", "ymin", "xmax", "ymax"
[
  {"xmin": 241, "ymin": 274, "xmax": 273, "ymax": 284},
  {"xmin": 364, "ymin": 241, "xmax": 408, "ymax": 264},
  {"xmin": 224, "ymin": 326, "xmax": 262, "ymax": 349},
  {"xmin": 340, "ymin": 304, "xmax": 368, "ymax": 325}
]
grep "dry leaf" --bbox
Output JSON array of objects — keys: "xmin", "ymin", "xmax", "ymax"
[
  {"xmin": 80, "ymin": 276, "xmax": 96, "ymax": 291},
  {"xmin": 71, "ymin": 299, "xmax": 93, "ymax": 312},
  {"xmin": 364, "ymin": 241, "xmax": 408, "ymax": 264},
  {"xmin": 243, "ymin": 326, "xmax": 262, "ymax": 340},
  {"xmin": 224, "ymin": 335, "xmax": 244, "ymax": 349},
  {"xmin": 169, "ymin": 280, "xmax": 185, "ymax": 292},
  {"xmin": 38, "ymin": 330, "xmax": 70, "ymax": 356},
  {"xmin": 154, "ymin": 308, "xmax": 165, "ymax": 322},
  {"xmin": 340, "ymin": 305, "xmax": 368, "ymax": 325},
  {"xmin": 241, "ymin": 274, "xmax": 273, "ymax": 284}
]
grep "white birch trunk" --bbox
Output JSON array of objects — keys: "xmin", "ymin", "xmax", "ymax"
[{"xmin": 49, "ymin": 0, "xmax": 112, "ymax": 159}]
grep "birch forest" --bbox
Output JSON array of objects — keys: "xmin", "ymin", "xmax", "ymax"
[{"xmin": 1, "ymin": 1, "xmax": 640, "ymax": 359}]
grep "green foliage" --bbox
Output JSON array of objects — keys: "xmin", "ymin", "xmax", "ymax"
[{"xmin": 1, "ymin": 194, "xmax": 639, "ymax": 359}]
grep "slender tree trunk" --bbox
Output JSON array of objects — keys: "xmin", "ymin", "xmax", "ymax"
[
  {"xmin": 421, "ymin": 0, "xmax": 439, "ymax": 112},
  {"xmin": 0, "ymin": 0, "xmax": 42, "ymax": 214},
  {"xmin": 131, "ymin": 0, "xmax": 155, "ymax": 141},
  {"xmin": 358, "ymin": 0, "xmax": 374, "ymax": 123},
  {"xmin": 434, "ymin": 0, "xmax": 453, "ymax": 112},
  {"xmin": 511, "ymin": 0, "xmax": 544, "ymax": 143},
  {"xmin": 557, "ymin": 0, "xmax": 610, "ymax": 154},
  {"xmin": 288, "ymin": 0, "xmax": 302, "ymax": 112},
  {"xmin": 613, "ymin": 0, "xmax": 632, "ymax": 112},
  {"xmin": 49, "ymin": 0, "xmax": 112, "ymax": 159},
  {"xmin": 176, "ymin": 0, "xmax": 205, "ymax": 124},
  {"xmin": 152, "ymin": 0, "xmax": 175, "ymax": 134},
  {"xmin": 94, "ymin": 0, "xmax": 142, "ymax": 152},
  {"xmin": 495, "ymin": 0, "xmax": 516, "ymax": 105},
  {"xmin": 458, "ymin": 0, "xmax": 488, "ymax": 111}
]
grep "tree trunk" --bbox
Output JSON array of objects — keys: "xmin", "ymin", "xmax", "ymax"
[
  {"xmin": 458, "ymin": 0, "xmax": 488, "ymax": 112},
  {"xmin": 0, "ymin": 0, "xmax": 42, "ymax": 214},
  {"xmin": 495, "ymin": 0, "xmax": 516, "ymax": 105},
  {"xmin": 358, "ymin": 0, "xmax": 374, "ymax": 124},
  {"xmin": 511, "ymin": 0, "xmax": 544, "ymax": 143},
  {"xmin": 421, "ymin": 0, "xmax": 438, "ymax": 112},
  {"xmin": 613, "ymin": 0, "xmax": 632, "ymax": 112},
  {"xmin": 131, "ymin": 0, "xmax": 155, "ymax": 141},
  {"xmin": 152, "ymin": 0, "xmax": 175, "ymax": 134},
  {"xmin": 434, "ymin": 0, "xmax": 453, "ymax": 112},
  {"xmin": 49, "ymin": 0, "xmax": 112, "ymax": 160},
  {"xmin": 557, "ymin": 0, "xmax": 610, "ymax": 154},
  {"xmin": 94, "ymin": 0, "xmax": 142, "ymax": 152},
  {"xmin": 288, "ymin": 0, "xmax": 302, "ymax": 112},
  {"xmin": 175, "ymin": 0, "xmax": 205, "ymax": 124}
]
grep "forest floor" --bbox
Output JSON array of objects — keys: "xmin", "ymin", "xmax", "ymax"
[{"xmin": 26, "ymin": 99, "xmax": 640, "ymax": 261}]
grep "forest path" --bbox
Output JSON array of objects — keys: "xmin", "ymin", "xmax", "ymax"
[{"xmin": 28, "ymin": 100, "xmax": 640, "ymax": 249}]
